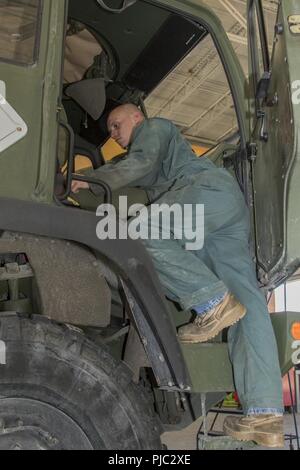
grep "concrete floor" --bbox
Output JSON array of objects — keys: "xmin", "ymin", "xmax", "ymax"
[{"xmin": 161, "ymin": 411, "xmax": 300, "ymax": 451}]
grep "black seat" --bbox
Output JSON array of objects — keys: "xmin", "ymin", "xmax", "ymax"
[
  {"xmin": 74, "ymin": 134, "xmax": 104, "ymax": 169},
  {"xmin": 65, "ymin": 77, "xmax": 106, "ymax": 121}
]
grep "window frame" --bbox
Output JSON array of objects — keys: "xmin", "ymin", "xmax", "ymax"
[
  {"xmin": 0, "ymin": 0, "xmax": 43, "ymax": 67},
  {"xmin": 248, "ymin": 0, "xmax": 270, "ymax": 106}
]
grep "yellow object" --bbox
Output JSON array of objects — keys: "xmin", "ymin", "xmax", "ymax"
[
  {"xmin": 67, "ymin": 196, "xmax": 80, "ymax": 206},
  {"xmin": 222, "ymin": 392, "xmax": 240, "ymax": 408},
  {"xmin": 101, "ymin": 140, "xmax": 209, "ymax": 161},
  {"xmin": 102, "ymin": 138, "xmax": 125, "ymax": 161},
  {"xmin": 192, "ymin": 144, "xmax": 209, "ymax": 157},
  {"xmin": 61, "ymin": 155, "xmax": 93, "ymax": 175},
  {"xmin": 74, "ymin": 154, "xmax": 93, "ymax": 171},
  {"xmin": 61, "ymin": 140, "xmax": 209, "ymax": 176},
  {"xmin": 291, "ymin": 322, "xmax": 300, "ymax": 340}
]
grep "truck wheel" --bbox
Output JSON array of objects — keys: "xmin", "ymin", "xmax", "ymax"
[{"xmin": 0, "ymin": 313, "xmax": 162, "ymax": 450}]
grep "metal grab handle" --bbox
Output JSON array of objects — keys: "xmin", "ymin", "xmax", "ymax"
[
  {"xmin": 72, "ymin": 174, "xmax": 112, "ymax": 204},
  {"xmin": 96, "ymin": 0, "xmax": 136, "ymax": 13},
  {"xmin": 257, "ymin": 110, "xmax": 268, "ymax": 142},
  {"xmin": 56, "ymin": 122, "xmax": 112, "ymax": 204},
  {"xmin": 57, "ymin": 121, "xmax": 75, "ymax": 201}
]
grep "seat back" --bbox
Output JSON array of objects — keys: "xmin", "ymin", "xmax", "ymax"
[{"xmin": 65, "ymin": 77, "xmax": 106, "ymax": 121}]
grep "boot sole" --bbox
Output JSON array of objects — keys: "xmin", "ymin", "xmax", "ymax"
[
  {"xmin": 223, "ymin": 421, "xmax": 285, "ymax": 448},
  {"xmin": 179, "ymin": 304, "xmax": 246, "ymax": 344}
]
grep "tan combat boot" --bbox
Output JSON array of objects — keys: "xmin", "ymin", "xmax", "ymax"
[
  {"xmin": 223, "ymin": 414, "xmax": 284, "ymax": 448},
  {"xmin": 178, "ymin": 293, "xmax": 246, "ymax": 343}
]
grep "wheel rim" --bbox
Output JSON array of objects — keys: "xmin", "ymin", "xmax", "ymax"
[{"xmin": 0, "ymin": 398, "xmax": 94, "ymax": 450}]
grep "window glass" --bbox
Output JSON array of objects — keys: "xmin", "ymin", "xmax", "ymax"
[
  {"xmin": 200, "ymin": 0, "xmax": 278, "ymax": 79},
  {"xmin": 145, "ymin": 33, "xmax": 238, "ymax": 149},
  {"xmin": 0, "ymin": 0, "xmax": 41, "ymax": 65},
  {"xmin": 250, "ymin": 0, "xmax": 269, "ymax": 86},
  {"xmin": 254, "ymin": 7, "xmax": 265, "ymax": 79}
]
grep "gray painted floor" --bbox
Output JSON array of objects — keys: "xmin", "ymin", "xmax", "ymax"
[{"xmin": 161, "ymin": 411, "xmax": 300, "ymax": 451}]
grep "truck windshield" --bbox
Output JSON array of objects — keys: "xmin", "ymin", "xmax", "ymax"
[{"xmin": 0, "ymin": 0, "xmax": 41, "ymax": 66}]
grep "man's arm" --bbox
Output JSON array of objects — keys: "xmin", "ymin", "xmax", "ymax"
[
  {"xmin": 71, "ymin": 120, "xmax": 170, "ymax": 195},
  {"xmin": 71, "ymin": 179, "xmax": 89, "ymax": 193}
]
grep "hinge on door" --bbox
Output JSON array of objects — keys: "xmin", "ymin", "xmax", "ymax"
[{"xmin": 246, "ymin": 142, "xmax": 257, "ymax": 162}]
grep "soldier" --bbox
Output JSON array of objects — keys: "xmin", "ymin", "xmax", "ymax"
[{"xmin": 72, "ymin": 104, "xmax": 284, "ymax": 448}]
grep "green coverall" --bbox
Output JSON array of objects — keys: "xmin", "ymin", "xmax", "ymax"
[{"xmin": 86, "ymin": 117, "xmax": 283, "ymax": 415}]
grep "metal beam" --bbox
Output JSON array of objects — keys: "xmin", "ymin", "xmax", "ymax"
[
  {"xmin": 147, "ymin": 46, "xmax": 220, "ymax": 117},
  {"xmin": 184, "ymin": 90, "xmax": 232, "ymax": 134},
  {"xmin": 218, "ymin": 0, "xmax": 247, "ymax": 30},
  {"xmin": 227, "ymin": 32, "xmax": 247, "ymax": 46},
  {"xmin": 217, "ymin": 125, "xmax": 239, "ymax": 142},
  {"xmin": 146, "ymin": 20, "xmax": 247, "ymax": 118}
]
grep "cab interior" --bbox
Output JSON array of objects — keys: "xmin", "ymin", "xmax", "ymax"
[{"xmin": 57, "ymin": 0, "xmax": 230, "ymax": 211}]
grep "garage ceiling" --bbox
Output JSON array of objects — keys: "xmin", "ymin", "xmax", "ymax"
[{"xmin": 145, "ymin": 0, "xmax": 278, "ymax": 148}]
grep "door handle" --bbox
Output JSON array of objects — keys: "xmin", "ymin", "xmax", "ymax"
[{"xmin": 257, "ymin": 110, "xmax": 268, "ymax": 142}]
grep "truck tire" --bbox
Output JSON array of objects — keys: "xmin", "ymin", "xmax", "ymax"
[{"xmin": 0, "ymin": 313, "xmax": 162, "ymax": 450}]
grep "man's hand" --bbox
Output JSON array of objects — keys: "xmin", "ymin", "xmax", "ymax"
[{"xmin": 71, "ymin": 180, "xmax": 90, "ymax": 193}]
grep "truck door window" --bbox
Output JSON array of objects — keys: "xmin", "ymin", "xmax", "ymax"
[
  {"xmin": 145, "ymin": 32, "xmax": 238, "ymax": 150},
  {"xmin": 0, "ymin": 0, "xmax": 42, "ymax": 66},
  {"xmin": 248, "ymin": 0, "xmax": 270, "ymax": 101}
]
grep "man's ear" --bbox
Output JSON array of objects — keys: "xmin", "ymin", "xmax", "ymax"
[{"xmin": 132, "ymin": 112, "xmax": 144, "ymax": 125}]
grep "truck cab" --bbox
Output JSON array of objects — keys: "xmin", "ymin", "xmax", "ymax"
[{"xmin": 0, "ymin": 0, "xmax": 299, "ymax": 450}]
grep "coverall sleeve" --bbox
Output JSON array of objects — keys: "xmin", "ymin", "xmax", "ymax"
[{"xmin": 84, "ymin": 120, "xmax": 170, "ymax": 195}]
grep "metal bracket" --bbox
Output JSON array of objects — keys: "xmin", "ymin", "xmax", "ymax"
[
  {"xmin": 257, "ymin": 110, "xmax": 268, "ymax": 142},
  {"xmin": 0, "ymin": 263, "xmax": 33, "ymax": 281},
  {"xmin": 246, "ymin": 142, "xmax": 257, "ymax": 162}
]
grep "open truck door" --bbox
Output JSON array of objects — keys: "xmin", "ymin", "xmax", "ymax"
[
  {"xmin": 247, "ymin": 0, "xmax": 300, "ymax": 287},
  {"xmin": 246, "ymin": 0, "xmax": 300, "ymax": 379}
]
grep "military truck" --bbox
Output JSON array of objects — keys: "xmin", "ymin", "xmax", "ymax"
[{"xmin": 0, "ymin": 0, "xmax": 299, "ymax": 450}]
